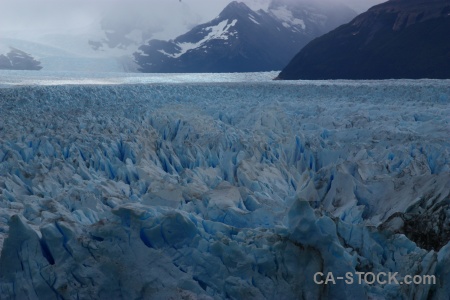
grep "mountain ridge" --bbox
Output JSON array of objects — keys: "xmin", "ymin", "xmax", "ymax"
[{"xmin": 134, "ymin": 1, "xmax": 356, "ymax": 73}]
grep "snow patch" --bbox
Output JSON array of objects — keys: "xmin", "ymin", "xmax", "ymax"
[
  {"xmin": 270, "ymin": 6, "xmax": 306, "ymax": 30},
  {"xmin": 162, "ymin": 19, "xmax": 238, "ymax": 59},
  {"xmin": 248, "ymin": 14, "xmax": 260, "ymax": 25},
  {"xmin": 292, "ymin": 18, "xmax": 306, "ymax": 30}
]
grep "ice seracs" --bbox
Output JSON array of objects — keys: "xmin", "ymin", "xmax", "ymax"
[{"xmin": 0, "ymin": 78, "xmax": 449, "ymax": 299}]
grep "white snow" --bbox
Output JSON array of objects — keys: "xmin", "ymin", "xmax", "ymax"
[
  {"xmin": 0, "ymin": 74, "xmax": 449, "ymax": 299},
  {"xmin": 270, "ymin": 6, "xmax": 307, "ymax": 30},
  {"xmin": 157, "ymin": 49, "xmax": 173, "ymax": 57},
  {"xmin": 281, "ymin": 22, "xmax": 290, "ymax": 28},
  {"xmin": 292, "ymin": 18, "xmax": 306, "ymax": 30},
  {"xmin": 248, "ymin": 14, "xmax": 260, "ymax": 25},
  {"xmin": 270, "ymin": 6, "xmax": 292, "ymax": 22},
  {"xmin": 162, "ymin": 19, "xmax": 238, "ymax": 59}
]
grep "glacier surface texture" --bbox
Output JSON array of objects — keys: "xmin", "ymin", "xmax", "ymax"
[{"xmin": 0, "ymin": 76, "xmax": 449, "ymax": 299}]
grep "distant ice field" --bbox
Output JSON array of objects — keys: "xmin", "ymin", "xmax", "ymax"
[
  {"xmin": 0, "ymin": 70, "xmax": 280, "ymax": 86},
  {"xmin": 0, "ymin": 73, "xmax": 449, "ymax": 299},
  {"xmin": 1, "ymin": 69, "xmax": 450, "ymax": 86}
]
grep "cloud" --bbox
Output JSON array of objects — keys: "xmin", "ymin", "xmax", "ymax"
[
  {"xmin": 0, "ymin": 0, "xmax": 385, "ymax": 41},
  {"xmin": 0, "ymin": 1, "xmax": 222, "ymax": 39}
]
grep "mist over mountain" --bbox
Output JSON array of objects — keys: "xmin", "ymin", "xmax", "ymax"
[
  {"xmin": 0, "ymin": 1, "xmax": 232, "ymax": 72},
  {"xmin": 278, "ymin": 0, "xmax": 450, "ymax": 79},
  {"xmin": 134, "ymin": 0, "xmax": 356, "ymax": 73}
]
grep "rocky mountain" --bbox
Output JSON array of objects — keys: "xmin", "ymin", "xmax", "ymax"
[
  {"xmin": 278, "ymin": 0, "xmax": 450, "ymax": 80},
  {"xmin": 0, "ymin": 47, "xmax": 42, "ymax": 71},
  {"xmin": 134, "ymin": 1, "xmax": 356, "ymax": 73}
]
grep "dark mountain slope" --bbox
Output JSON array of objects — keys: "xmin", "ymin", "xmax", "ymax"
[{"xmin": 278, "ymin": 0, "xmax": 450, "ymax": 79}]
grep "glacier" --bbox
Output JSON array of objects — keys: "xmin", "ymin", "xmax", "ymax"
[{"xmin": 0, "ymin": 73, "xmax": 449, "ymax": 299}]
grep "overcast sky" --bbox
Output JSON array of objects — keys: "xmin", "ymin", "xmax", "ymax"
[{"xmin": 0, "ymin": 0, "xmax": 386, "ymax": 41}]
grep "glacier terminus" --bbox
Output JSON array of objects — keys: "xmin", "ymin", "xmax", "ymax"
[{"xmin": 0, "ymin": 71, "xmax": 449, "ymax": 299}]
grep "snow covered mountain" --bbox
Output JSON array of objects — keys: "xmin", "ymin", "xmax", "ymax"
[
  {"xmin": 0, "ymin": 47, "xmax": 42, "ymax": 70},
  {"xmin": 134, "ymin": 1, "xmax": 356, "ymax": 73},
  {"xmin": 278, "ymin": 0, "xmax": 450, "ymax": 79},
  {"xmin": 0, "ymin": 75, "xmax": 449, "ymax": 299}
]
